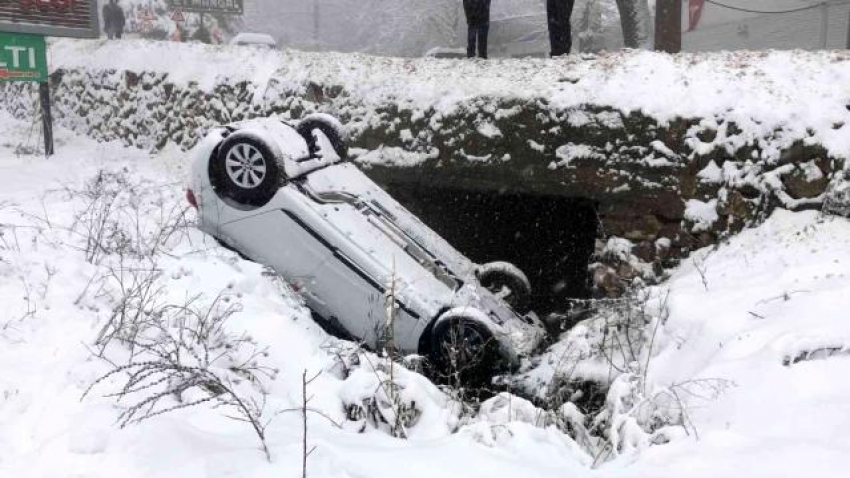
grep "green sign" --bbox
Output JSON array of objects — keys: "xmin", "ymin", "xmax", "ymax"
[{"xmin": 0, "ymin": 32, "xmax": 47, "ymax": 82}]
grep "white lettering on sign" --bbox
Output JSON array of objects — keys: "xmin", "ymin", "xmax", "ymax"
[
  {"xmin": 1, "ymin": 46, "xmax": 37, "ymax": 69},
  {"xmin": 5, "ymin": 46, "xmax": 26, "ymax": 68}
]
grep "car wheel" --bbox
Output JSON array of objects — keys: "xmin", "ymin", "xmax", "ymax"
[
  {"xmin": 210, "ymin": 131, "xmax": 285, "ymax": 208},
  {"xmin": 477, "ymin": 261, "xmax": 533, "ymax": 314},
  {"xmin": 430, "ymin": 315, "xmax": 504, "ymax": 384},
  {"xmin": 296, "ymin": 114, "xmax": 349, "ymax": 160}
]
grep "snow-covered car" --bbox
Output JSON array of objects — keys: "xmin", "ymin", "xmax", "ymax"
[
  {"xmin": 187, "ymin": 115, "xmax": 545, "ymax": 376},
  {"xmin": 229, "ymin": 32, "xmax": 277, "ymax": 49}
]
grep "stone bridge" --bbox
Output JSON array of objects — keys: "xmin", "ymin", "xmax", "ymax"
[{"xmin": 1, "ymin": 42, "xmax": 847, "ymax": 312}]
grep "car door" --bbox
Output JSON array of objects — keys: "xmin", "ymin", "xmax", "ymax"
[
  {"xmin": 277, "ymin": 204, "xmax": 387, "ymax": 345},
  {"xmin": 217, "ymin": 192, "xmax": 335, "ymax": 318}
]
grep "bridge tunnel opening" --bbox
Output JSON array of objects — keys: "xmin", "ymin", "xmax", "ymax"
[{"xmin": 385, "ymin": 184, "xmax": 600, "ymax": 316}]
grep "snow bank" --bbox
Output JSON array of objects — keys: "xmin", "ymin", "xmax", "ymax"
[
  {"xmin": 1, "ymin": 39, "xmax": 846, "ymax": 163},
  {"xmin": 516, "ymin": 207, "xmax": 850, "ymax": 476}
]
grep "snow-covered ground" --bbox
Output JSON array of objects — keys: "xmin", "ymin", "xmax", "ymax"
[
  {"xmin": 2, "ymin": 110, "xmax": 850, "ymax": 478},
  {"xmin": 0, "ymin": 113, "xmax": 588, "ymax": 477},
  {"xmin": 39, "ymin": 39, "xmax": 850, "ymax": 165}
]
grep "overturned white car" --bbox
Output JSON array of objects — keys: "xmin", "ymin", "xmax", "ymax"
[{"xmin": 187, "ymin": 115, "xmax": 545, "ymax": 377}]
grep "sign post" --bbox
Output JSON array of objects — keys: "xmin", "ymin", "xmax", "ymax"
[
  {"xmin": 39, "ymin": 81, "xmax": 53, "ymax": 155},
  {"xmin": 1, "ymin": 0, "xmax": 100, "ymax": 157}
]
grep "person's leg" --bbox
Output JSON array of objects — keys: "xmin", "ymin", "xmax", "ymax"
[
  {"xmin": 564, "ymin": 0, "xmax": 575, "ymax": 54},
  {"xmin": 467, "ymin": 25, "xmax": 477, "ymax": 58},
  {"xmin": 547, "ymin": 0, "xmax": 557, "ymax": 56},
  {"xmin": 479, "ymin": 23, "xmax": 489, "ymax": 58},
  {"xmin": 552, "ymin": 18, "xmax": 570, "ymax": 56},
  {"xmin": 552, "ymin": 25, "xmax": 566, "ymax": 56}
]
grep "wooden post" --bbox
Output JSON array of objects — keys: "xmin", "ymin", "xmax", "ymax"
[
  {"xmin": 654, "ymin": 0, "xmax": 682, "ymax": 53},
  {"xmin": 39, "ymin": 81, "xmax": 54, "ymax": 157}
]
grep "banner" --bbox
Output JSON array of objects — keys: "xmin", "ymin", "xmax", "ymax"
[{"xmin": 0, "ymin": 0, "xmax": 99, "ymax": 38}]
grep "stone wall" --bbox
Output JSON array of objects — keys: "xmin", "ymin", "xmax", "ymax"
[{"xmin": 1, "ymin": 64, "xmax": 846, "ymax": 298}]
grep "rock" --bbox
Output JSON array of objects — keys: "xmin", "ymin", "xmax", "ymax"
[
  {"xmin": 782, "ymin": 161, "xmax": 831, "ymax": 199},
  {"xmin": 824, "ymin": 174, "xmax": 850, "ymax": 217},
  {"xmin": 633, "ymin": 240, "xmax": 656, "ymax": 263},
  {"xmin": 623, "ymin": 215, "xmax": 662, "ymax": 242},
  {"xmin": 592, "ymin": 264, "xmax": 625, "ymax": 298}
]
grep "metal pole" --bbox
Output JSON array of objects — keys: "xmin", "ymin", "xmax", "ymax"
[
  {"xmin": 820, "ymin": 1, "xmax": 829, "ymax": 49},
  {"xmin": 313, "ymin": 0, "xmax": 319, "ymax": 44},
  {"xmin": 39, "ymin": 81, "xmax": 54, "ymax": 157},
  {"xmin": 846, "ymin": 4, "xmax": 850, "ymax": 48}
]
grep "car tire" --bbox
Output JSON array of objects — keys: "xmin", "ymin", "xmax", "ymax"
[
  {"xmin": 430, "ymin": 315, "xmax": 505, "ymax": 384},
  {"xmin": 477, "ymin": 261, "xmax": 533, "ymax": 314},
  {"xmin": 296, "ymin": 114, "xmax": 349, "ymax": 160},
  {"xmin": 209, "ymin": 130, "xmax": 286, "ymax": 208}
]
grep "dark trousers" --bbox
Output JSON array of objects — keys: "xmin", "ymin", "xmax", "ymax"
[
  {"xmin": 547, "ymin": 0, "xmax": 575, "ymax": 56},
  {"xmin": 467, "ymin": 23, "xmax": 489, "ymax": 59},
  {"xmin": 105, "ymin": 26, "xmax": 123, "ymax": 40}
]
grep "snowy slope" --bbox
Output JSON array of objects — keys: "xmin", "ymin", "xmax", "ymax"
[
  {"xmin": 2, "ymin": 108, "xmax": 850, "ymax": 477},
  {"xmin": 0, "ymin": 113, "xmax": 589, "ymax": 477},
  {"xmin": 613, "ymin": 209, "xmax": 850, "ymax": 477}
]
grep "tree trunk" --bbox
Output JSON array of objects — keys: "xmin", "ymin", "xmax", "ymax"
[
  {"xmin": 615, "ymin": 0, "xmax": 653, "ymax": 49},
  {"xmin": 654, "ymin": 0, "xmax": 682, "ymax": 53}
]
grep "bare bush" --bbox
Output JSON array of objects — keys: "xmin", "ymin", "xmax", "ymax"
[
  {"xmin": 342, "ymin": 352, "xmax": 421, "ymax": 438},
  {"xmin": 515, "ymin": 286, "xmax": 733, "ymax": 465},
  {"xmin": 283, "ymin": 370, "xmax": 343, "ymax": 478},
  {"xmin": 84, "ymin": 290, "xmax": 278, "ymax": 460},
  {"xmin": 0, "ymin": 200, "xmax": 26, "ymax": 259},
  {"xmin": 94, "ymin": 264, "xmax": 165, "ymax": 354},
  {"xmin": 34, "ymin": 170, "xmax": 191, "ymax": 265},
  {"xmin": 590, "ymin": 374, "xmax": 734, "ymax": 465},
  {"xmin": 691, "ymin": 252, "xmax": 710, "ymax": 291}
]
